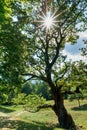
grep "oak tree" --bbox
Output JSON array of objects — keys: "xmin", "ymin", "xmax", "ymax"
[{"xmin": 0, "ymin": 0, "xmax": 87, "ymax": 129}]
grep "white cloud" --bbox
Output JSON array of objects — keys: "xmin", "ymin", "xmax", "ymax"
[
  {"xmin": 63, "ymin": 50, "xmax": 86, "ymax": 62},
  {"xmin": 63, "ymin": 31, "xmax": 87, "ymax": 62},
  {"xmin": 78, "ymin": 31, "xmax": 87, "ymax": 38}
]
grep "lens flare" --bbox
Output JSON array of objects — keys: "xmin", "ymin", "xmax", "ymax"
[
  {"xmin": 43, "ymin": 12, "xmax": 54, "ymax": 29},
  {"xmin": 36, "ymin": 8, "xmax": 66, "ymax": 31},
  {"xmin": 37, "ymin": 11, "xmax": 58, "ymax": 31}
]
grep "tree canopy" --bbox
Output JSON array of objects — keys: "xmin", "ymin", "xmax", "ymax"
[{"xmin": 0, "ymin": 0, "xmax": 87, "ymax": 85}]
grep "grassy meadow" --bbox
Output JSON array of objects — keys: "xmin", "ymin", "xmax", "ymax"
[{"xmin": 0, "ymin": 99, "xmax": 87, "ymax": 130}]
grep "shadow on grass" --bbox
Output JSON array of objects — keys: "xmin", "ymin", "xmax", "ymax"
[
  {"xmin": 0, "ymin": 116, "xmax": 59, "ymax": 130},
  {"xmin": 0, "ymin": 105, "xmax": 15, "ymax": 113},
  {"xmin": 71, "ymin": 104, "xmax": 87, "ymax": 111}
]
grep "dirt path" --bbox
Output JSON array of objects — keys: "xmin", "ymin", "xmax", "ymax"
[
  {"xmin": 0, "ymin": 110, "xmax": 27, "ymax": 130},
  {"xmin": 9, "ymin": 110, "xmax": 26, "ymax": 120},
  {"xmin": 0, "ymin": 112, "xmax": 9, "ymax": 117}
]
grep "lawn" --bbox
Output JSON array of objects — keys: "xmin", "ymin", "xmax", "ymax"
[{"xmin": 0, "ymin": 99, "xmax": 87, "ymax": 130}]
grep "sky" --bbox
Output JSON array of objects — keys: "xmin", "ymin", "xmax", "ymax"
[{"xmin": 63, "ymin": 31, "xmax": 87, "ymax": 62}]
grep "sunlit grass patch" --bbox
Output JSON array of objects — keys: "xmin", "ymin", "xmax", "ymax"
[{"xmin": 0, "ymin": 99, "xmax": 87, "ymax": 130}]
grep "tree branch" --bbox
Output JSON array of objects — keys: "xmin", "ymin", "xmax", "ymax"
[
  {"xmin": 50, "ymin": 30, "xmax": 64, "ymax": 68},
  {"xmin": 55, "ymin": 62, "xmax": 69, "ymax": 84},
  {"xmin": 62, "ymin": 1, "xmax": 87, "ymax": 33},
  {"xmin": 21, "ymin": 73, "xmax": 48, "ymax": 83},
  {"xmin": 37, "ymin": 104, "xmax": 53, "ymax": 110},
  {"xmin": 24, "ymin": 104, "xmax": 53, "ymax": 113},
  {"xmin": 63, "ymin": 87, "xmax": 82, "ymax": 95},
  {"xmin": 45, "ymin": 35, "xmax": 50, "ymax": 69}
]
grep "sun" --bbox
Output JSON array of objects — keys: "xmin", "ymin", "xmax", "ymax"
[
  {"xmin": 37, "ymin": 10, "xmax": 59, "ymax": 31},
  {"xmin": 36, "ymin": 7, "xmax": 66, "ymax": 31},
  {"xmin": 43, "ymin": 12, "xmax": 54, "ymax": 30}
]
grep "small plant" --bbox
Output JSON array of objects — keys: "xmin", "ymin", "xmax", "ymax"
[
  {"xmin": 24, "ymin": 94, "xmax": 46, "ymax": 112},
  {"xmin": 12, "ymin": 93, "xmax": 46, "ymax": 112},
  {"xmin": 12, "ymin": 93, "xmax": 26, "ymax": 105}
]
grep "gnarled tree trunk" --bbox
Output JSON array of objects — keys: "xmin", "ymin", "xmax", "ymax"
[{"xmin": 51, "ymin": 88, "xmax": 76, "ymax": 129}]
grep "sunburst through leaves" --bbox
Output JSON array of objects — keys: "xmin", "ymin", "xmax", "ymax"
[{"xmin": 37, "ymin": 7, "xmax": 66, "ymax": 31}]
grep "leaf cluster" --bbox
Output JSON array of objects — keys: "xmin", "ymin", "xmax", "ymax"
[{"xmin": 12, "ymin": 93, "xmax": 46, "ymax": 112}]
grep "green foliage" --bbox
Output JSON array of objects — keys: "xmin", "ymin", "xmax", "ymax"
[
  {"xmin": 0, "ymin": 0, "xmax": 87, "ymax": 85},
  {"xmin": 0, "ymin": 0, "xmax": 11, "ymax": 24},
  {"xmin": 12, "ymin": 93, "xmax": 46, "ymax": 112},
  {"xmin": 24, "ymin": 94, "xmax": 46, "ymax": 112},
  {"xmin": 0, "ymin": 23, "xmax": 27, "ymax": 86},
  {"xmin": 21, "ymin": 82, "xmax": 32, "ymax": 95},
  {"xmin": 33, "ymin": 81, "xmax": 51, "ymax": 100},
  {"xmin": 21, "ymin": 81, "xmax": 51, "ymax": 100},
  {"xmin": 36, "ymin": 83, "xmax": 51, "ymax": 100},
  {"xmin": 12, "ymin": 93, "xmax": 26, "ymax": 105},
  {"xmin": 68, "ymin": 93, "xmax": 84, "ymax": 107},
  {"xmin": 0, "ymin": 93, "xmax": 8, "ymax": 104},
  {"xmin": 81, "ymin": 40, "xmax": 87, "ymax": 57}
]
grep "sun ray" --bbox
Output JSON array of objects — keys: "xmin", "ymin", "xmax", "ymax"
[
  {"xmin": 52, "ymin": 9, "xmax": 67, "ymax": 20},
  {"xmin": 51, "ymin": 9, "xmax": 58, "ymax": 18},
  {"xmin": 36, "ymin": 5, "xmax": 67, "ymax": 31}
]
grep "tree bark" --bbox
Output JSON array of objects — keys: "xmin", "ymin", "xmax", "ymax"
[{"xmin": 51, "ymin": 88, "xmax": 77, "ymax": 129}]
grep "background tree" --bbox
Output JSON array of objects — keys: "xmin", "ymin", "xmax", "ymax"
[
  {"xmin": 0, "ymin": 0, "xmax": 87, "ymax": 129},
  {"xmin": 21, "ymin": 82, "xmax": 32, "ymax": 95},
  {"xmin": 80, "ymin": 40, "xmax": 87, "ymax": 98},
  {"xmin": 66, "ymin": 61, "xmax": 87, "ymax": 106},
  {"xmin": 0, "ymin": 0, "xmax": 30, "ymax": 103},
  {"xmin": 21, "ymin": 80, "xmax": 51, "ymax": 100},
  {"xmin": 35, "ymin": 81, "xmax": 51, "ymax": 100},
  {"xmin": 66, "ymin": 39, "xmax": 87, "ymax": 106}
]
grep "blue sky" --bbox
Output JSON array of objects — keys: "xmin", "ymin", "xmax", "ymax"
[{"xmin": 63, "ymin": 32, "xmax": 87, "ymax": 62}]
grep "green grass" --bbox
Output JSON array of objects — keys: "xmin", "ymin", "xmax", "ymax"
[
  {"xmin": 0, "ymin": 99, "xmax": 87, "ymax": 130},
  {"xmin": 65, "ymin": 99, "xmax": 87, "ymax": 130}
]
